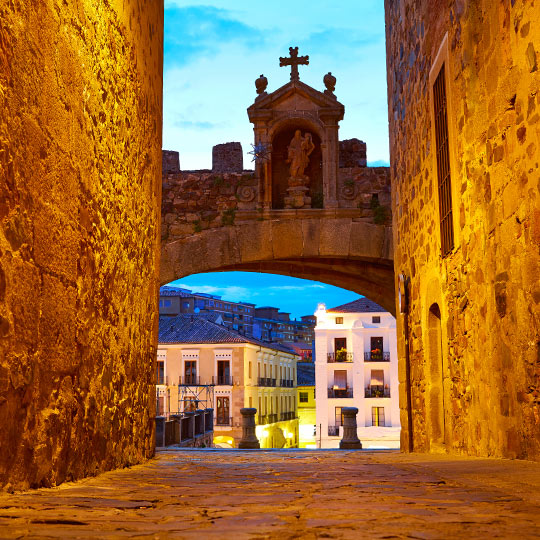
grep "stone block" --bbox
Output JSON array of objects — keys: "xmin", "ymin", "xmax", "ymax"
[
  {"xmin": 162, "ymin": 150, "xmax": 180, "ymax": 173},
  {"xmin": 339, "ymin": 139, "xmax": 367, "ymax": 168},
  {"xmin": 319, "ymin": 219, "xmax": 352, "ymax": 256},
  {"xmin": 272, "ymin": 220, "xmax": 303, "ymax": 259},
  {"xmin": 212, "ymin": 142, "xmax": 243, "ymax": 173}
]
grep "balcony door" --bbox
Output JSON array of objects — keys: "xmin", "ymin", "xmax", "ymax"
[
  {"xmin": 217, "ymin": 360, "xmax": 230, "ymax": 385},
  {"xmin": 334, "ymin": 337, "xmax": 346, "ymax": 351},
  {"xmin": 216, "ymin": 396, "xmax": 230, "ymax": 425},
  {"xmin": 185, "ymin": 361, "xmax": 197, "ymax": 384},
  {"xmin": 370, "ymin": 369, "xmax": 384, "ymax": 386},
  {"xmin": 334, "ymin": 370, "xmax": 347, "ymax": 389}
]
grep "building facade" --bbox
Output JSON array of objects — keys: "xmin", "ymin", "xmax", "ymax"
[
  {"xmin": 385, "ymin": 1, "xmax": 540, "ymax": 459},
  {"xmin": 157, "ymin": 315, "xmax": 299, "ymax": 448},
  {"xmin": 159, "ymin": 286, "xmax": 255, "ymax": 336},
  {"xmin": 253, "ymin": 307, "xmax": 315, "ymax": 345},
  {"xmin": 297, "ymin": 362, "xmax": 317, "ymax": 448},
  {"xmin": 315, "ymin": 299, "xmax": 400, "ymax": 449}
]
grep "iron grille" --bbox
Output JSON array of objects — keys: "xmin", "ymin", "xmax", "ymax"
[{"xmin": 433, "ymin": 63, "xmax": 454, "ymax": 257}]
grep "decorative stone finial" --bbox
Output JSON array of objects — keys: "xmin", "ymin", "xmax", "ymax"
[
  {"xmin": 324, "ymin": 72, "xmax": 336, "ymax": 96},
  {"xmin": 255, "ymin": 74, "xmax": 268, "ymax": 96}
]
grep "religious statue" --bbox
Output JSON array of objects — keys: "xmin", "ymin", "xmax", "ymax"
[{"xmin": 286, "ymin": 130, "xmax": 315, "ymax": 181}]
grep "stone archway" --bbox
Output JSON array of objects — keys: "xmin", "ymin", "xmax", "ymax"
[{"xmin": 160, "ymin": 215, "xmax": 395, "ymax": 315}]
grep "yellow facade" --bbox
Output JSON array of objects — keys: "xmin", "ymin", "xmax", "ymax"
[
  {"xmin": 157, "ymin": 341, "xmax": 299, "ymax": 448},
  {"xmin": 297, "ymin": 385, "xmax": 316, "ymax": 448}
]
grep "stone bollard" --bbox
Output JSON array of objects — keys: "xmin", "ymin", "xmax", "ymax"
[
  {"xmin": 238, "ymin": 408, "xmax": 260, "ymax": 449},
  {"xmin": 339, "ymin": 407, "xmax": 362, "ymax": 449}
]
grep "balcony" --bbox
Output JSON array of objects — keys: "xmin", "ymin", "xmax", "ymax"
[
  {"xmin": 267, "ymin": 413, "xmax": 278, "ymax": 424},
  {"xmin": 327, "ymin": 352, "xmax": 353, "ymax": 363},
  {"xmin": 328, "ymin": 387, "xmax": 353, "ymax": 398},
  {"xmin": 178, "ymin": 375, "xmax": 202, "ymax": 385},
  {"xmin": 280, "ymin": 379, "xmax": 294, "ymax": 387},
  {"xmin": 280, "ymin": 411, "xmax": 296, "ymax": 421},
  {"xmin": 258, "ymin": 377, "xmax": 277, "ymax": 387},
  {"xmin": 364, "ymin": 351, "xmax": 391, "ymax": 362},
  {"xmin": 328, "ymin": 425, "xmax": 340, "ymax": 436},
  {"xmin": 213, "ymin": 375, "xmax": 234, "ymax": 386},
  {"xmin": 215, "ymin": 416, "xmax": 232, "ymax": 427},
  {"xmin": 257, "ymin": 414, "xmax": 267, "ymax": 425},
  {"xmin": 365, "ymin": 385, "xmax": 390, "ymax": 398}
]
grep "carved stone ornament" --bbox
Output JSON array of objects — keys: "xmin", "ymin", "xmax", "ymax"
[
  {"xmin": 340, "ymin": 181, "xmax": 358, "ymax": 200},
  {"xmin": 236, "ymin": 185, "xmax": 256, "ymax": 202},
  {"xmin": 255, "ymin": 74, "xmax": 268, "ymax": 95},
  {"xmin": 324, "ymin": 71, "xmax": 336, "ymax": 96}
]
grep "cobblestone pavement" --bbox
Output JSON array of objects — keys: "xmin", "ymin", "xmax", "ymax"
[{"xmin": 0, "ymin": 449, "xmax": 539, "ymax": 539}]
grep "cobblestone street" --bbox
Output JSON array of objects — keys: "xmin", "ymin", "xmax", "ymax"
[{"xmin": 0, "ymin": 449, "xmax": 538, "ymax": 539}]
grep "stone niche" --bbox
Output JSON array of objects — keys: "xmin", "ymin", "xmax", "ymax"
[{"xmin": 247, "ymin": 71, "xmax": 344, "ymax": 209}]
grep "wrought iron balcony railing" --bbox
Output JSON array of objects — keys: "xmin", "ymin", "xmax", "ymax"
[
  {"xmin": 213, "ymin": 375, "xmax": 234, "ymax": 386},
  {"xmin": 365, "ymin": 385, "xmax": 391, "ymax": 398},
  {"xmin": 258, "ymin": 377, "xmax": 277, "ymax": 387},
  {"xmin": 280, "ymin": 379, "xmax": 294, "ymax": 387},
  {"xmin": 178, "ymin": 375, "xmax": 201, "ymax": 385},
  {"xmin": 328, "ymin": 425, "xmax": 340, "ymax": 436},
  {"xmin": 280, "ymin": 411, "xmax": 295, "ymax": 421},
  {"xmin": 364, "ymin": 351, "xmax": 391, "ymax": 362},
  {"xmin": 327, "ymin": 352, "xmax": 353, "ymax": 363},
  {"xmin": 327, "ymin": 387, "xmax": 353, "ymax": 398}
]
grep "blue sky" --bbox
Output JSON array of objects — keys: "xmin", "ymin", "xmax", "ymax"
[
  {"xmin": 163, "ymin": 2, "xmax": 385, "ymax": 316},
  {"xmin": 163, "ymin": 0, "xmax": 389, "ymax": 169},
  {"xmin": 169, "ymin": 272, "xmax": 360, "ymax": 320}
]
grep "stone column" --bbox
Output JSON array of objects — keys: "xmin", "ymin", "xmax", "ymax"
[
  {"xmin": 238, "ymin": 408, "xmax": 260, "ymax": 449},
  {"xmin": 339, "ymin": 407, "xmax": 362, "ymax": 449}
]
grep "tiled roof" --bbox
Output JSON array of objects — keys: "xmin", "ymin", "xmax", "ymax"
[
  {"xmin": 297, "ymin": 362, "xmax": 315, "ymax": 386},
  {"xmin": 159, "ymin": 286, "xmax": 192, "ymax": 297},
  {"xmin": 159, "ymin": 315, "xmax": 297, "ymax": 356},
  {"xmin": 327, "ymin": 297, "xmax": 387, "ymax": 313}
]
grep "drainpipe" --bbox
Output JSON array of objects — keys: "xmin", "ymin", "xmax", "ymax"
[{"xmin": 399, "ymin": 273, "xmax": 413, "ymax": 453}]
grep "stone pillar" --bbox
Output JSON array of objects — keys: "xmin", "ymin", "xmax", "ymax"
[
  {"xmin": 339, "ymin": 407, "xmax": 362, "ymax": 449},
  {"xmin": 238, "ymin": 408, "xmax": 260, "ymax": 449}
]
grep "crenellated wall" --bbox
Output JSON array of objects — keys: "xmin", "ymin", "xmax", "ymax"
[
  {"xmin": 385, "ymin": 0, "xmax": 540, "ymax": 459},
  {"xmin": 0, "ymin": 1, "xmax": 163, "ymax": 489}
]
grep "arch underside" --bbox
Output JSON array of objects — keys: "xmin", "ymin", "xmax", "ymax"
[
  {"xmin": 215, "ymin": 258, "xmax": 395, "ymax": 315},
  {"xmin": 160, "ymin": 218, "xmax": 396, "ymax": 315}
]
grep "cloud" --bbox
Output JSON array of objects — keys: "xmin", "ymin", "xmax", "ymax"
[
  {"xmin": 164, "ymin": 5, "xmax": 267, "ymax": 67},
  {"xmin": 267, "ymin": 284, "xmax": 326, "ymax": 292},
  {"xmin": 173, "ymin": 119, "xmax": 227, "ymax": 130},
  {"xmin": 171, "ymin": 283, "xmax": 256, "ymax": 301},
  {"xmin": 367, "ymin": 160, "xmax": 390, "ymax": 167},
  {"xmin": 298, "ymin": 28, "xmax": 383, "ymax": 58}
]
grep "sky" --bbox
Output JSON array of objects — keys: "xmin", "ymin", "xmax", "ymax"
[
  {"xmin": 169, "ymin": 272, "xmax": 360, "ymax": 320},
  {"xmin": 163, "ymin": 1, "xmax": 386, "ymax": 316},
  {"xmin": 163, "ymin": 0, "xmax": 389, "ymax": 169}
]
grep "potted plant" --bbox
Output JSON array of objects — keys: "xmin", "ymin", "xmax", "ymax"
[
  {"xmin": 335, "ymin": 348, "xmax": 348, "ymax": 362},
  {"xmin": 371, "ymin": 347, "xmax": 382, "ymax": 360}
]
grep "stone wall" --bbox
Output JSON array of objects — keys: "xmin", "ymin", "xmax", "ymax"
[
  {"xmin": 385, "ymin": 0, "xmax": 540, "ymax": 459},
  {"xmin": 212, "ymin": 142, "xmax": 244, "ymax": 173},
  {"xmin": 0, "ymin": 1, "xmax": 163, "ymax": 489},
  {"xmin": 339, "ymin": 139, "xmax": 367, "ymax": 168},
  {"xmin": 161, "ymin": 154, "xmax": 390, "ymax": 238},
  {"xmin": 163, "ymin": 150, "xmax": 180, "ymax": 174}
]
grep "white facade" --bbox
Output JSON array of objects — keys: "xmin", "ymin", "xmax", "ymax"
[{"xmin": 314, "ymin": 303, "xmax": 400, "ymax": 449}]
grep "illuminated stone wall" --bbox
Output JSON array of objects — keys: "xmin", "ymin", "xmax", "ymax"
[
  {"xmin": 0, "ymin": 1, "xmax": 163, "ymax": 489},
  {"xmin": 385, "ymin": 0, "xmax": 540, "ymax": 459}
]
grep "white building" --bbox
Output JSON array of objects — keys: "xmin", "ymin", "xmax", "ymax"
[{"xmin": 314, "ymin": 298, "xmax": 400, "ymax": 449}]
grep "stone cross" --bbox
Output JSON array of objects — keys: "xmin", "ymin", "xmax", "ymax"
[{"xmin": 279, "ymin": 46, "xmax": 309, "ymax": 82}]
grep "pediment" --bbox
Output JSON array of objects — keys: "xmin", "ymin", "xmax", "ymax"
[{"xmin": 248, "ymin": 80, "xmax": 344, "ymax": 118}]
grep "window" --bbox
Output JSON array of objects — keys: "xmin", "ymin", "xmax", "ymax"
[
  {"xmin": 335, "ymin": 317, "xmax": 343, "ymax": 324},
  {"xmin": 209, "ymin": 300, "xmax": 214, "ymax": 306},
  {"xmin": 334, "ymin": 337, "xmax": 346, "ymax": 351},
  {"xmin": 216, "ymin": 397, "xmax": 230, "ymax": 424},
  {"xmin": 335, "ymin": 407, "xmax": 344, "ymax": 427},
  {"xmin": 372, "ymin": 407, "xmax": 385, "ymax": 427},
  {"xmin": 184, "ymin": 361, "xmax": 197, "ymax": 384},
  {"xmin": 370, "ymin": 336, "xmax": 383, "ymax": 360},
  {"xmin": 372, "ymin": 316, "xmax": 380, "ymax": 323},
  {"xmin": 433, "ymin": 63, "xmax": 454, "ymax": 257},
  {"xmin": 217, "ymin": 360, "xmax": 230, "ymax": 385},
  {"xmin": 164, "ymin": 299, "xmax": 171, "ymax": 307},
  {"xmin": 299, "ymin": 392, "xmax": 308, "ymax": 403},
  {"xmin": 248, "ymin": 362, "xmax": 252, "ymax": 378},
  {"xmin": 156, "ymin": 360, "xmax": 165, "ymax": 385}
]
